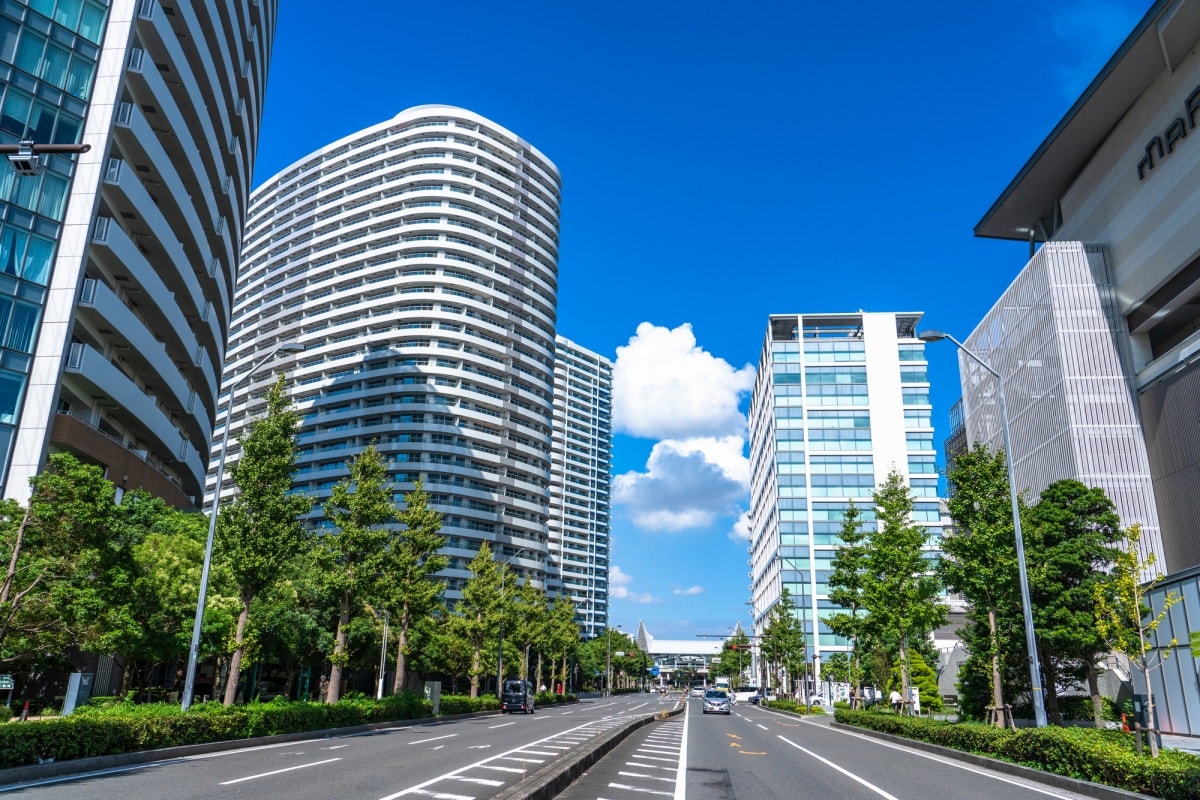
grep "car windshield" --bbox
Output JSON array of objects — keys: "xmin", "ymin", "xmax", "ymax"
[
  {"xmin": 704, "ymin": 690, "xmax": 727, "ymax": 700},
  {"xmin": 503, "ymin": 681, "xmax": 525, "ymax": 693}
]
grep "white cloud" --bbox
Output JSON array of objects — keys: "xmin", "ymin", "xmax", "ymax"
[
  {"xmin": 728, "ymin": 509, "xmax": 751, "ymax": 542},
  {"xmin": 673, "ymin": 586, "xmax": 705, "ymax": 596},
  {"xmin": 609, "ymin": 565, "xmax": 658, "ymax": 604},
  {"xmin": 613, "ymin": 436, "xmax": 749, "ymax": 531},
  {"xmin": 613, "ymin": 322, "xmax": 755, "ymax": 440}
]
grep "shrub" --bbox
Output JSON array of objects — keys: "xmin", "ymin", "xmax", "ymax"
[
  {"xmin": 0, "ymin": 690, "xmax": 437, "ymax": 770},
  {"xmin": 0, "ymin": 706, "xmax": 11, "ymax": 723},
  {"xmin": 763, "ymin": 699, "xmax": 825, "ymax": 715},
  {"xmin": 438, "ymin": 694, "xmax": 500, "ymax": 715},
  {"xmin": 1012, "ymin": 696, "xmax": 1119, "ymax": 722},
  {"xmin": 834, "ymin": 709, "xmax": 1200, "ymax": 800}
]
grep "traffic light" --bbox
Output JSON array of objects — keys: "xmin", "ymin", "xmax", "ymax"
[{"xmin": 731, "ymin": 644, "xmax": 738, "ymax": 651}]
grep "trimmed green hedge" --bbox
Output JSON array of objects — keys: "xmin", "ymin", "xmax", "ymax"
[
  {"xmin": 0, "ymin": 692, "xmax": 432, "ymax": 770},
  {"xmin": 834, "ymin": 709, "xmax": 1200, "ymax": 800},
  {"xmin": 762, "ymin": 699, "xmax": 825, "ymax": 715}
]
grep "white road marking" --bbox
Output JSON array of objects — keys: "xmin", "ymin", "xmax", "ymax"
[
  {"xmin": 480, "ymin": 765, "xmax": 526, "ymax": 773},
  {"xmin": 756, "ymin": 724, "xmax": 768, "ymax": 730},
  {"xmin": 608, "ymin": 782, "xmax": 673, "ymax": 796},
  {"xmin": 408, "ymin": 734, "xmax": 458, "ymax": 745},
  {"xmin": 323, "ymin": 745, "xmax": 350, "ymax": 750},
  {"xmin": 449, "ymin": 776, "xmax": 504, "ymax": 786},
  {"xmin": 500, "ymin": 756, "xmax": 545, "ymax": 764},
  {"xmin": 618, "ymin": 771, "xmax": 677, "ymax": 783},
  {"xmin": 627, "ymin": 761, "xmax": 677, "ymax": 771},
  {"xmin": 488, "ymin": 722, "xmax": 515, "ymax": 729},
  {"xmin": 801, "ymin": 719, "xmax": 1081, "ymax": 799},
  {"xmin": 219, "ymin": 757, "xmax": 342, "ymax": 785},
  {"xmin": 778, "ymin": 737, "xmax": 900, "ymax": 800},
  {"xmin": 516, "ymin": 749, "xmax": 558, "ymax": 756},
  {"xmin": 407, "ymin": 791, "xmax": 473, "ymax": 800},
  {"xmin": 630, "ymin": 754, "xmax": 676, "ymax": 763},
  {"xmin": 674, "ymin": 704, "xmax": 689, "ymax": 800}
]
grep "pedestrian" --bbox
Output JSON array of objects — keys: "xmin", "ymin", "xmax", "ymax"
[{"xmin": 889, "ymin": 688, "xmax": 902, "ymax": 714}]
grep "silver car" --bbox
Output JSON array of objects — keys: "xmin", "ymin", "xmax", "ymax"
[{"xmin": 702, "ymin": 688, "xmax": 731, "ymax": 715}]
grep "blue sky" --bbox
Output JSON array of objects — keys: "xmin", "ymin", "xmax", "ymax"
[{"xmin": 253, "ymin": 0, "xmax": 1152, "ymax": 640}]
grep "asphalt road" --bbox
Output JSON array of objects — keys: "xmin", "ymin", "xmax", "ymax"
[
  {"xmin": 557, "ymin": 698, "xmax": 1111, "ymax": 800},
  {"xmin": 0, "ymin": 694, "xmax": 674, "ymax": 800}
]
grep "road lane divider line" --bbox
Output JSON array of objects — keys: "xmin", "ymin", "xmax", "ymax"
[
  {"xmin": 408, "ymin": 734, "xmax": 458, "ymax": 745},
  {"xmin": 756, "ymin": 724, "xmax": 768, "ymax": 730},
  {"xmin": 479, "ymin": 765, "xmax": 526, "ymax": 773},
  {"xmin": 488, "ymin": 722, "xmax": 515, "ymax": 729},
  {"xmin": 778, "ymin": 737, "xmax": 901, "ymax": 800},
  {"xmin": 219, "ymin": 757, "xmax": 342, "ymax": 785}
]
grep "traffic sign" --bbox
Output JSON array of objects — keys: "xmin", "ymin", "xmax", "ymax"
[{"xmin": 0, "ymin": 675, "xmax": 13, "ymax": 690}]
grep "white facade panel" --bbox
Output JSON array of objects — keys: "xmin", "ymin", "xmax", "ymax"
[{"xmin": 221, "ymin": 105, "xmax": 561, "ymax": 602}]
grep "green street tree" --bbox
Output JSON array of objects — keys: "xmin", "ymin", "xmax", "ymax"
[
  {"xmin": 378, "ymin": 480, "xmax": 448, "ymax": 693},
  {"xmin": 454, "ymin": 542, "xmax": 503, "ymax": 697},
  {"xmin": 761, "ymin": 588, "xmax": 806, "ymax": 696},
  {"xmin": 714, "ymin": 630, "xmax": 752, "ymax": 682},
  {"xmin": 1094, "ymin": 524, "xmax": 1180, "ymax": 757},
  {"xmin": 3, "ymin": 453, "xmax": 133, "ymax": 669},
  {"xmin": 889, "ymin": 650, "xmax": 942, "ymax": 712},
  {"xmin": 216, "ymin": 376, "xmax": 312, "ymax": 705},
  {"xmin": 319, "ymin": 444, "xmax": 394, "ymax": 703},
  {"xmin": 1025, "ymin": 479, "xmax": 1121, "ymax": 726},
  {"xmin": 509, "ymin": 578, "xmax": 546, "ymax": 685},
  {"xmin": 941, "ymin": 443, "xmax": 1021, "ymax": 726},
  {"xmin": 826, "ymin": 501, "xmax": 869, "ymax": 699},
  {"xmin": 544, "ymin": 596, "xmax": 580, "ymax": 691},
  {"xmin": 860, "ymin": 470, "xmax": 946, "ymax": 707}
]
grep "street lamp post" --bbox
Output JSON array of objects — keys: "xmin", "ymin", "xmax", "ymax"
[
  {"xmin": 377, "ymin": 609, "xmax": 390, "ymax": 700},
  {"xmin": 918, "ymin": 329, "xmax": 1048, "ymax": 728},
  {"xmin": 181, "ymin": 341, "xmax": 304, "ymax": 711},
  {"xmin": 496, "ymin": 547, "xmax": 531, "ymax": 698}
]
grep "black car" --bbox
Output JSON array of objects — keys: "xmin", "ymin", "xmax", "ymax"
[{"xmin": 501, "ymin": 679, "xmax": 536, "ymax": 714}]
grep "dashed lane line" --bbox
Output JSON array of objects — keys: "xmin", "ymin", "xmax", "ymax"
[{"xmin": 219, "ymin": 757, "xmax": 343, "ymax": 786}]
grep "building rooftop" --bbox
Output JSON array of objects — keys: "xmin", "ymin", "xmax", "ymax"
[{"xmin": 975, "ymin": 0, "xmax": 1200, "ymax": 242}]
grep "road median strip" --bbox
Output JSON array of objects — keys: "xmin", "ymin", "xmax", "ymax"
[{"xmin": 493, "ymin": 702, "xmax": 685, "ymax": 800}]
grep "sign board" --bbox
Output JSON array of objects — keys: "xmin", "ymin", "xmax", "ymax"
[
  {"xmin": 1190, "ymin": 631, "xmax": 1200, "ymax": 659},
  {"xmin": 0, "ymin": 675, "xmax": 12, "ymax": 690},
  {"xmin": 711, "ymin": 657, "xmax": 721, "ymax": 664},
  {"xmin": 614, "ymin": 651, "xmax": 626, "ymax": 657}
]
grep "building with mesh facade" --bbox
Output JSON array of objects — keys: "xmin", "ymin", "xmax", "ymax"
[
  {"xmin": 221, "ymin": 105, "xmax": 560, "ymax": 600},
  {"xmin": 547, "ymin": 335, "xmax": 611, "ymax": 639},
  {"xmin": 0, "ymin": 0, "xmax": 276, "ymax": 506}
]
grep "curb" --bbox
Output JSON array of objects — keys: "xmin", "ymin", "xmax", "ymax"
[
  {"xmin": 0, "ymin": 707, "xmax": 510, "ymax": 788},
  {"xmin": 497, "ymin": 702, "xmax": 686, "ymax": 800},
  {"xmin": 829, "ymin": 722, "xmax": 1155, "ymax": 800}
]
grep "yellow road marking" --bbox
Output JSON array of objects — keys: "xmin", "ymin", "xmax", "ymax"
[
  {"xmin": 725, "ymin": 733, "xmax": 742, "ymax": 739},
  {"xmin": 730, "ymin": 742, "xmax": 741, "ymax": 748}
]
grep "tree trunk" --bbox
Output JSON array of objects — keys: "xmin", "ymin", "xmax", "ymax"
[
  {"xmin": 0, "ymin": 505, "xmax": 31, "ymax": 604},
  {"xmin": 223, "ymin": 593, "xmax": 252, "ymax": 705},
  {"xmin": 988, "ymin": 606, "xmax": 1007, "ymax": 726},
  {"xmin": 536, "ymin": 652, "xmax": 544, "ymax": 691},
  {"xmin": 392, "ymin": 606, "xmax": 410, "ymax": 694},
  {"xmin": 898, "ymin": 636, "xmax": 910, "ymax": 711},
  {"xmin": 327, "ymin": 590, "xmax": 351, "ymax": 704},
  {"xmin": 469, "ymin": 637, "xmax": 481, "ymax": 698},
  {"xmin": 1042, "ymin": 657, "xmax": 1060, "ymax": 725},
  {"xmin": 1085, "ymin": 660, "xmax": 1103, "ymax": 727}
]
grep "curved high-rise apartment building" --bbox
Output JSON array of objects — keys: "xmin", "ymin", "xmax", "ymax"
[
  {"xmin": 0, "ymin": 0, "xmax": 277, "ymax": 506},
  {"xmin": 223, "ymin": 105, "xmax": 561, "ymax": 597}
]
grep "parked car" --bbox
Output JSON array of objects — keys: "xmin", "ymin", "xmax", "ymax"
[
  {"xmin": 500, "ymin": 679, "xmax": 536, "ymax": 714},
  {"xmin": 702, "ymin": 688, "xmax": 731, "ymax": 715}
]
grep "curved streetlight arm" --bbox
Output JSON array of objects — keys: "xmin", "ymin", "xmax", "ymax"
[
  {"xmin": 917, "ymin": 329, "xmax": 1047, "ymax": 728},
  {"xmin": 181, "ymin": 342, "xmax": 303, "ymax": 711}
]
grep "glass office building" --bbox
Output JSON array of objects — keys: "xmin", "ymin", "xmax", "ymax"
[
  {"xmin": 222, "ymin": 105, "xmax": 561, "ymax": 601},
  {"xmin": 747, "ymin": 312, "xmax": 944, "ymax": 675},
  {"xmin": 0, "ymin": 0, "xmax": 276, "ymax": 506},
  {"xmin": 547, "ymin": 335, "xmax": 611, "ymax": 638}
]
